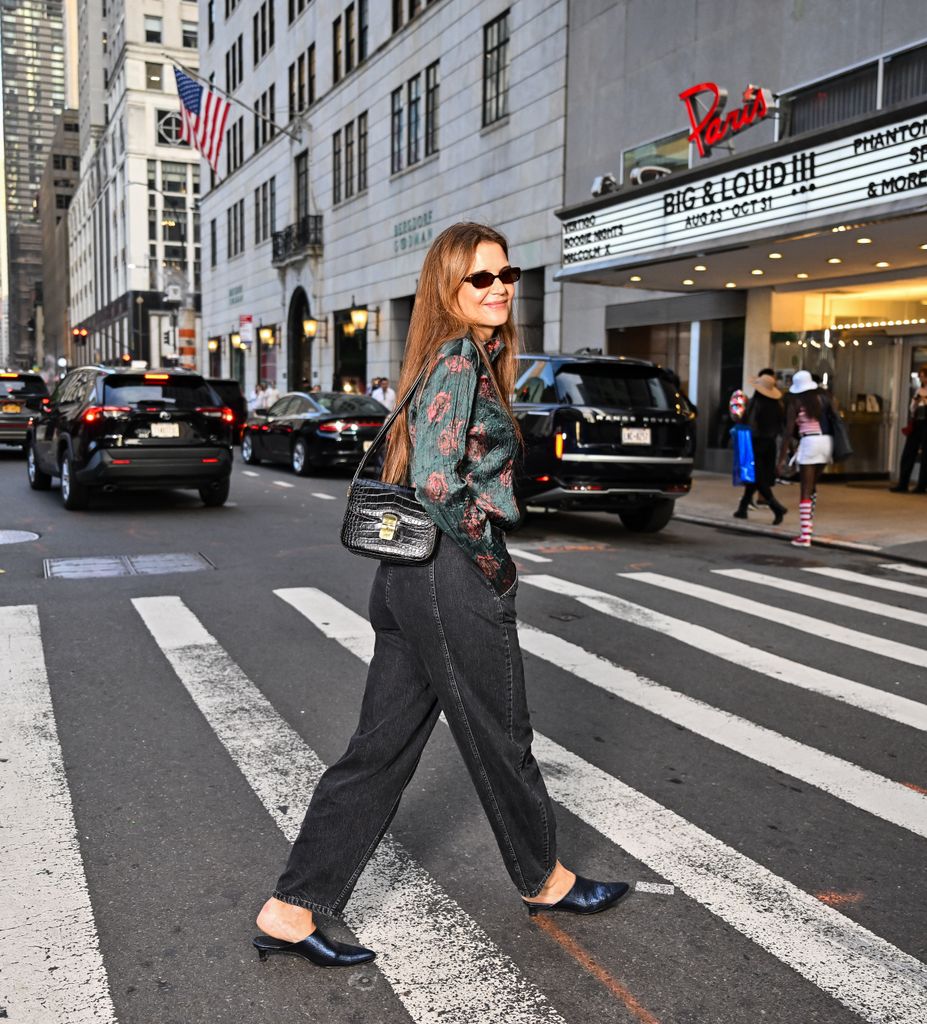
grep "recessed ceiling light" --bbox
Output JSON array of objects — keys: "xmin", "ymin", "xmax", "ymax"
[
  {"xmin": 751, "ymin": 269, "xmax": 764, "ymax": 276},
  {"xmin": 682, "ymin": 279, "xmax": 694, "ymax": 286},
  {"xmin": 856, "ymin": 237, "xmax": 872, "ymax": 244},
  {"xmin": 629, "ymin": 275, "xmax": 641, "ymax": 282},
  {"xmin": 920, "ymin": 243, "xmax": 927, "ymax": 251},
  {"xmin": 827, "ymin": 257, "xmax": 842, "ymax": 264},
  {"xmin": 768, "ymin": 252, "xmax": 782, "ymax": 259},
  {"xmin": 694, "ymin": 264, "xmax": 707, "ymax": 271},
  {"xmin": 725, "ymin": 281, "xmax": 737, "ymax": 288},
  {"xmin": 796, "ymin": 272, "xmax": 809, "ymax": 279},
  {"xmin": 875, "ymin": 260, "xmax": 890, "ymax": 268}
]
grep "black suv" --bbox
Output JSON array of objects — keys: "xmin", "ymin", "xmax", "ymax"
[
  {"xmin": 26, "ymin": 367, "xmax": 234, "ymax": 510},
  {"xmin": 1, "ymin": 371, "xmax": 49, "ymax": 449},
  {"xmin": 513, "ymin": 353, "xmax": 696, "ymax": 532}
]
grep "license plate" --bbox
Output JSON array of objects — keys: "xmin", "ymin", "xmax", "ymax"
[
  {"xmin": 622, "ymin": 427, "xmax": 651, "ymax": 445},
  {"xmin": 363, "ymin": 440, "xmax": 373, "ymax": 451},
  {"xmin": 150, "ymin": 423, "xmax": 180, "ymax": 438},
  {"xmin": 2, "ymin": 403, "xmax": 20, "ymax": 413}
]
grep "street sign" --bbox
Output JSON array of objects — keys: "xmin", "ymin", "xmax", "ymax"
[{"xmin": 239, "ymin": 314, "xmax": 254, "ymax": 347}]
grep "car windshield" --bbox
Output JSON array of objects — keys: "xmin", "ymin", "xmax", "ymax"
[
  {"xmin": 555, "ymin": 363, "xmax": 688, "ymax": 411},
  {"xmin": 312, "ymin": 393, "xmax": 386, "ymax": 415},
  {"xmin": 0, "ymin": 375, "xmax": 47, "ymax": 398},
  {"xmin": 103, "ymin": 375, "xmax": 218, "ymax": 408}
]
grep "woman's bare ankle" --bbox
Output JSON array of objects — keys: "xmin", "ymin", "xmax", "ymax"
[
  {"xmin": 256, "ymin": 896, "xmax": 316, "ymax": 942},
  {"xmin": 523, "ymin": 862, "xmax": 576, "ymax": 904}
]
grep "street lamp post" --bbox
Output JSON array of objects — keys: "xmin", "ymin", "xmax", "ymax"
[{"xmin": 134, "ymin": 295, "xmax": 145, "ymax": 362}]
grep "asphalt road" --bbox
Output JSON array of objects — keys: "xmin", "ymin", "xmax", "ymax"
[{"xmin": 1, "ymin": 447, "xmax": 925, "ymax": 1024}]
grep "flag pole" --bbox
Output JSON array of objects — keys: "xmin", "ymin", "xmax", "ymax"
[{"xmin": 166, "ymin": 55, "xmax": 305, "ymax": 144}]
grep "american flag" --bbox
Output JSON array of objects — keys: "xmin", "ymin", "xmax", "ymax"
[{"xmin": 173, "ymin": 66, "xmax": 230, "ymax": 173}]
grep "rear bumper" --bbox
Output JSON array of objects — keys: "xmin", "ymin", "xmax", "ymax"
[
  {"xmin": 524, "ymin": 483, "xmax": 690, "ymax": 512},
  {"xmin": 76, "ymin": 446, "xmax": 233, "ymax": 488},
  {"xmin": 0, "ymin": 421, "xmax": 29, "ymax": 444}
]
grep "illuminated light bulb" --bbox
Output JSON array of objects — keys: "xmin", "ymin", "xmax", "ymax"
[
  {"xmin": 694, "ymin": 264, "xmax": 707, "ymax": 271},
  {"xmin": 629, "ymin": 275, "xmax": 641, "ymax": 282},
  {"xmin": 920, "ymin": 243, "xmax": 927, "ymax": 250},
  {"xmin": 682, "ymin": 279, "xmax": 694, "ymax": 286},
  {"xmin": 853, "ymin": 339, "xmax": 860, "ymax": 346},
  {"xmin": 876, "ymin": 261, "xmax": 890, "ymax": 268},
  {"xmin": 838, "ymin": 339, "xmax": 846, "ymax": 347},
  {"xmin": 867, "ymin": 339, "xmax": 873, "ymax": 346},
  {"xmin": 751, "ymin": 268, "xmax": 764, "ymax": 276},
  {"xmin": 796, "ymin": 272, "xmax": 809, "ymax": 279},
  {"xmin": 827, "ymin": 257, "xmax": 842, "ymax": 264},
  {"xmin": 768, "ymin": 252, "xmax": 783, "ymax": 259},
  {"xmin": 856, "ymin": 237, "xmax": 872, "ymax": 244},
  {"xmin": 725, "ymin": 281, "xmax": 737, "ymax": 288}
]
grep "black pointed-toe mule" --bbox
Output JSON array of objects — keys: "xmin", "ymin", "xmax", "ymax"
[
  {"xmin": 525, "ymin": 875, "xmax": 630, "ymax": 917},
  {"xmin": 253, "ymin": 929, "xmax": 376, "ymax": 968}
]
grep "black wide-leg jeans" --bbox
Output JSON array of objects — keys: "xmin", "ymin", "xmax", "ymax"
[{"xmin": 273, "ymin": 536, "xmax": 557, "ymax": 917}]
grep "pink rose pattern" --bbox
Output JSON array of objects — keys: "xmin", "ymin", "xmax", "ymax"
[{"xmin": 410, "ymin": 337, "xmax": 519, "ymax": 593}]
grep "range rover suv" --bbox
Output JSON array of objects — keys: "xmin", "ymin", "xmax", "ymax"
[
  {"xmin": 26, "ymin": 366, "xmax": 234, "ymax": 510},
  {"xmin": 513, "ymin": 353, "xmax": 696, "ymax": 532}
]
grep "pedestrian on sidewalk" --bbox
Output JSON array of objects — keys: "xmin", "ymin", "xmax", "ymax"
[
  {"xmin": 733, "ymin": 369, "xmax": 787, "ymax": 525},
  {"xmin": 371, "ymin": 375, "xmax": 397, "ymax": 411},
  {"xmin": 778, "ymin": 370, "xmax": 834, "ymax": 547},
  {"xmin": 891, "ymin": 364, "xmax": 927, "ymax": 493},
  {"xmin": 253, "ymin": 222, "xmax": 629, "ymax": 970}
]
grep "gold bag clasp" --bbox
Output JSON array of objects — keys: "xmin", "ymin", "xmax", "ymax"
[{"xmin": 379, "ymin": 513, "xmax": 399, "ymax": 541}]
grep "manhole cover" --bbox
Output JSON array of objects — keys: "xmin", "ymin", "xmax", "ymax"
[
  {"xmin": 0, "ymin": 530, "xmax": 40, "ymax": 545},
  {"xmin": 44, "ymin": 552, "xmax": 216, "ymax": 579}
]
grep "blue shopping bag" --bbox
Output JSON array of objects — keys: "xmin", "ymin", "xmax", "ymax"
[{"xmin": 730, "ymin": 424, "xmax": 756, "ymax": 485}]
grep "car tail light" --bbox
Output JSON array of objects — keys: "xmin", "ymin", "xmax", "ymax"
[
  {"xmin": 41, "ymin": 397, "xmax": 50, "ymax": 405},
  {"xmin": 83, "ymin": 405, "xmax": 130, "ymax": 423},
  {"xmin": 197, "ymin": 405, "xmax": 236, "ymax": 424},
  {"xmin": 144, "ymin": 373, "xmax": 170, "ymax": 380},
  {"xmin": 554, "ymin": 432, "xmax": 565, "ymax": 459},
  {"xmin": 201, "ymin": 457, "xmax": 220, "ymax": 464},
  {"xmin": 535, "ymin": 475, "xmax": 551, "ymax": 483},
  {"xmin": 112, "ymin": 459, "xmax": 132, "ymax": 465},
  {"xmin": 665, "ymin": 482, "xmax": 691, "ymax": 493},
  {"xmin": 318, "ymin": 420, "xmax": 346, "ymax": 433},
  {"xmin": 569, "ymin": 483, "xmax": 604, "ymax": 491}
]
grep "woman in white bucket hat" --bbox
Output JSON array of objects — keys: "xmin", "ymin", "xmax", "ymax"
[{"xmin": 777, "ymin": 370, "xmax": 834, "ymax": 547}]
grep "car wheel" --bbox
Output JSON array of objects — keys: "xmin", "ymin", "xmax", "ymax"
[
  {"xmin": 60, "ymin": 451, "xmax": 89, "ymax": 510},
  {"xmin": 291, "ymin": 437, "xmax": 312, "ymax": 476},
  {"xmin": 618, "ymin": 499, "xmax": 674, "ymax": 534},
  {"xmin": 26, "ymin": 441, "xmax": 52, "ymax": 490},
  {"xmin": 241, "ymin": 433, "xmax": 260, "ymax": 464},
  {"xmin": 199, "ymin": 477, "xmax": 231, "ymax": 507}
]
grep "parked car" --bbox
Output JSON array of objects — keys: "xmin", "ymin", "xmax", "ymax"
[
  {"xmin": 0, "ymin": 371, "xmax": 49, "ymax": 450},
  {"xmin": 512, "ymin": 352, "xmax": 696, "ymax": 532},
  {"xmin": 206, "ymin": 377, "xmax": 247, "ymax": 442},
  {"xmin": 241, "ymin": 390, "xmax": 388, "ymax": 475},
  {"xmin": 25, "ymin": 366, "xmax": 235, "ymax": 510}
]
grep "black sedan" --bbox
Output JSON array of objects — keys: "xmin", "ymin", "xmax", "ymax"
[
  {"xmin": 241, "ymin": 391, "xmax": 388, "ymax": 475},
  {"xmin": 1, "ymin": 371, "xmax": 49, "ymax": 450}
]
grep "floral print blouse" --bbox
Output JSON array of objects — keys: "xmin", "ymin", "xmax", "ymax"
[{"xmin": 409, "ymin": 335, "xmax": 519, "ymax": 594}]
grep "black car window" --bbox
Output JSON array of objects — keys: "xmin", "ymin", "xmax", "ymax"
[
  {"xmin": 289, "ymin": 396, "xmax": 314, "ymax": 415},
  {"xmin": 102, "ymin": 375, "xmax": 217, "ymax": 408},
  {"xmin": 514, "ymin": 360, "xmax": 557, "ymax": 403},
  {"xmin": 0, "ymin": 373, "xmax": 47, "ymax": 398},
  {"xmin": 312, "ymin": 393, "xmax": 385, "ymax": 415},
  {"xmin": 59, "ymin": 372, "xmax": 84, "ymax": 404},
  {"xmin": 555, "ymin": 363, "xmax": 677, "ymax": 411},
  {"xmin": 207, "ymin": 380, "xmax": 243, "ymax": 406},
  {"xmin": 267, "ymin": 396, "xmax": 297, "ymax": 417}
]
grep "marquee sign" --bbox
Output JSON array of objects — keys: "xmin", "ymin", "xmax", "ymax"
[
  {"xmin": 680, "ymin": 82, "xmax": 773, "ymax": 158},
  {"xmin": 560, "ymin": 111, "xmax": 927, "ymax": 271}
]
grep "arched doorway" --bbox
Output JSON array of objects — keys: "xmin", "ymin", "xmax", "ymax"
[{"xmin": 287, "ymin": 287, "xmax": 313, "ymax": 390}]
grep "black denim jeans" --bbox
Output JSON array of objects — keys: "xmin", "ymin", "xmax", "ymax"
[{"xmin": 273, "ymin": 535, "xmax": 557, "ymax": 917}]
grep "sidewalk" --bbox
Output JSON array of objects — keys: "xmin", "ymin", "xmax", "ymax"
[{"xmin": 676, "ymin": 471, "xmax": 927, "ymax": 566}]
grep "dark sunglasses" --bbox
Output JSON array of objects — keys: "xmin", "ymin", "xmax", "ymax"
[{"xmin": 462, "ymin": 266, "xmax": 521, "ymax": 289}]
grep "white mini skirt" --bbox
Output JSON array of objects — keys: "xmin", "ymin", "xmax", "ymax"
[{"xmin": 797, "ymin": 434, "xmax": 833, "ymax": 465}]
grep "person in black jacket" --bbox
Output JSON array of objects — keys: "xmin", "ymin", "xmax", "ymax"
[{"xmin": 734, "ymin": 369, "xmax": 788, "ymax": 524}]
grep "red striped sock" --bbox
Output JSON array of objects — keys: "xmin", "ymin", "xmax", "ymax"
[{"xmin": 799, "ymin": 498, "xmax": 813, "ymax": 540}]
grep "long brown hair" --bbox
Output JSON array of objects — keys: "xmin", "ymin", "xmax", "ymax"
[{"xmin": 381, "ymin": 222, "xmax": 521, "ymax": 484}]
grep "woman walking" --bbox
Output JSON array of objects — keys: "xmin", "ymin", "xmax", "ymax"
[
  {"xmin": 777, "ymin": 370, "xmax": 833, "ymax": 547},
  {"xmin": 733, "ymin": 369, "xmax": 787, "ymax": 525},
  {"xmin": 253, "ymin": 223, "xmax": 629, "ymax": 968}
]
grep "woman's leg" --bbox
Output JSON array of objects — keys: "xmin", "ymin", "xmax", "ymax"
[{"xmin": 791, "ymin": 464, "xmax": 817, "ymax": 545}]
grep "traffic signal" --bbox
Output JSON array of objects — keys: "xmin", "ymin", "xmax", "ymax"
[{"xmin": 71, "ymin": 327, "xmax": 89, "ymax": 345}]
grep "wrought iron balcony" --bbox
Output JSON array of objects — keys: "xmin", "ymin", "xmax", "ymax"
[{"xmin": 272, "ymin": 214, "xmax": 323, "ymax": 265}]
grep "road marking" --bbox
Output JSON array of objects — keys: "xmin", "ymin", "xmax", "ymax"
[
  {"xmin": 635, "ymin": 882, "xmax": 675, "ymax": 895},
  {"xmin": 133, "ymin": 596, "xmax": 564, "ymax": 1024},
  {"xmin": 622, "ymin": 571, "xmax": 927, "ymax": 669},
  {"xmin": 311, "ymin": 492, "xmax": 336, "ymax": 500},
  {"xmin": 507, "ymin": 547, "xmax": 553, "ymax": 563},
  {"xmin": 806, "ymin": 567, "xmax": 927, "ymax": 599},
  {"xmin": 279, "ymin": 587, "xmax": 927, "ymax": 1024},
  {"xmin": 881, "ymin": 563, "xmax": 927, "ymax": 579},
  {"xmin": 242, "ymin": 470, "xmax": 259, "ymax": 477},
  {"xmin": 517, "ymin": 623, "xmax": 927, "ymax": 839},
  {"xmin": 0, "ymin": 606, "xmax": 116, "ymax": 1024},
  {"xmin": 272, "ymin": 480, "xmax": 294, "ymax": 488},
  {"xmin": 714, "ymin": 568, "xmax": 927, "ymax": 629},
  {"xmin": 815, "ymin": 890, "xmax": 864, "ymax": 907},
  {"xmin": 519, "ymin": 576, "xmax": 927, "ymax": 732}
]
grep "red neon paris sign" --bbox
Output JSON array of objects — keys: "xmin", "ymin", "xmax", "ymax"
[{"xmin": 680, "ymin": 82, "xmax": 773, "ymax": 158}]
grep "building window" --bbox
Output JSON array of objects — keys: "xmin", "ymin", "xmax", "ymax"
[
  {"xmin": 146, "ymin": 62, "xmax": 163, "ymax": 90},
  {"xmin": 391, "ymin": 87, "xmax": 403, "ymax": 173},
  {"xmin": 207, "ymin": 1, "xmax": 215, "ymax": 44},
  {"xmin": 357, "ymin": 110, "xmax": 368, "ymax": 191},
  {"xmin": 296, "ymin": 151, "xmax": 309, "ymax": 219},
  {"xmin": 392, "ymin": 0, "xmax": 402, "ymax": 33},
  {"xmin": 144, "ymin": 15, "xmax": 162, "ymax": 44},
  {"xmin": 156, "ymin": 110, "xmax": 186, "ymax": 146},
  {"xmin": 308, "ymin": 44, "xmax": 316, "ymax": 104},
  {"xmin": 333, "ymin": 129, "xmax": 342, "ymax": 204},
  {"xmin": 781, "ymin": 64, "xmax": 878, "ymax": 137},
  {"xmin": 182, "ymin": 21, "xmax": 198, "ymax": 49},
  {"xmin": 288, "ymin": 0, "xmax": 309, "ymax": 23},
  {"xmin": 210, "ymin": 218, "xmax": 217, "ymax": 266},
  {"xmin": 344, "ymin": 120, "xmax": 355, "ymax": 198},
  {"xmin": 425, "ymin": 60, "xmax": 439, "ymax": 156},
  {"xmin": 333, "ymin": 16, "xmax": 342, "ymax": 84},
  {"xmin": 345, "ymin": 4, "xmax": 355, "ymax": 74},
  {"xmin": 225, "ymin": 118, "xmax": 244, "ymax": 174},
  {"xmin": 253, "ymin": 0, "xmax": 275, "ymax": 65},
  {"xmin": 254, "ymin": 177, "xmax": 276, "ymax": 243},
  {"xmin": 407, "ymin": 73, "xmax": 421, "ymax": 165},
  {"xmin": 254, "ymin": 85, "xmax": 276, "ymax": 151},
  {"xmin": 483, "ymin": 11, "xmax": 510, "ymax": 126},
  {"xmin": 226, "ymin": 35, "xmax": 244, "ymax": 92},
  {"xmin": 359, "ymin": 0, "xmax": 368, "ymax": 61},
  {"xmin": 289, "ymin": 52, "xmax": 307, "ymax": 119}
]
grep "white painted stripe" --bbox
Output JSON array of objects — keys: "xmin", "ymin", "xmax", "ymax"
[
  {"xmin": 517, "ymin": 623, "xmax": 927, "ymax": 839},
  {"xmin": 635, "ymin": 882, "xmax": 675, "ymax": 895},
  {"xmin": 808, "ymin": 567, "xmax": 927, "ymax": 598},
  {"xmin": 0, "ymin": 606, "xmax": 117, "ymax": 1024},
  {"xmin": 282, "ymin": 588, "xmax": 927, "ymax": 1024},
  {"xmin": 507, "ymin": 546, "xmax": 553, "ymax": 563},
  {"xmin": 133, "ymin": 596, "xmax": 562, "ymax": 1024},
  {"xmin": 623, "ymin": 571, "xmax": 927, "ymax": 669},
  {"xmin": 520, "ymin": 576, "xmax": 927, "ymax": 732},
  {"xmin": 311, "ymin": 492, "xmax": 337, "ymax": 500},
  {"xmin": 272, "ymin": 480, "xmax": 294, "ymax": 488},
  {"xmin": 882, "ymin": 562, "xmax": 927, "ymax": 579},
  {"xmin": 242, "ymin": 470, "xmax": 259, "ymax": 477},
  {"xmin": 715, "ymin": 568, "xmax": 927, "ymax": 628}
]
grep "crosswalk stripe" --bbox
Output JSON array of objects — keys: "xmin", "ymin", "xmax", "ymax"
[
  {"xmin": 806, "ymin": 566, "xmax": 927, "ymax": 598},
  {"xmin": 881, "ymin": 563, "xmax": 927, "ymax": 579},
  {"xmin": 311, "ymin": 492, "xmax": 336, "ymax": 500},
  {"xmin": 714, "ymin": 568, "xmax": 927, "ymax": 628},
  {"xmin": 278, "ymin": 587, "xmax": 927, "ymax": 1024},
  {"xmin": 520, "ymin": 575, "xmax": 927, "ymax": 732},
  {"xmin": 242, "ymin": 470, "xmax": 259, "ymax": 477},
  {"xmin": 622, "ymin": 572, "xmax": 927, "ymax": 669},
  {"xmin": 272, "ymin": 480, "xmax": 294, "ymax": 488},
  {"xmin": 507, "ymin": 547, "xmax": 553, "ymax": 563},
  {"xmin": 516, "ymin": 623, "xmax": 927, "ymax": 839},
  {"xmin": 0, "ymin": 606, "xmax": 117, "ymax": 1024},
  {"xmin": 132, "ymin": 596, "xmax": 564, "ymax": 1024}
]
